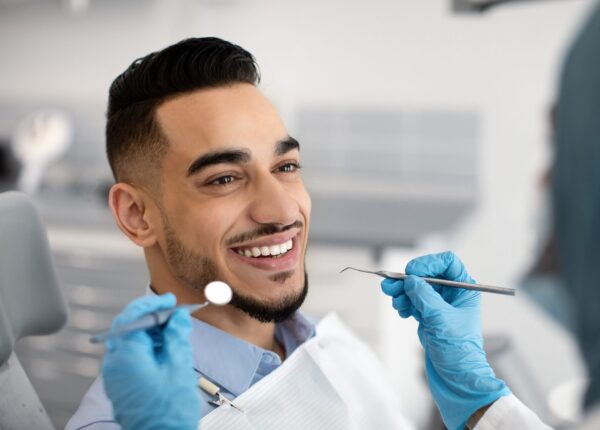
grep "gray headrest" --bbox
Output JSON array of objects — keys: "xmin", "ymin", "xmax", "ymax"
[{"xmin": 0, "ymin": 192, "xmax": 68, "ymax": 365}]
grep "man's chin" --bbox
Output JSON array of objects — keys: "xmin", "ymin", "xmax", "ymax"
[
  {"xmin": 268, "ymin": 270, "xmax": 295, "ymax": 284},
  {"xmin": 229, "ymin": 272, "xmax": 308, "ymax": 323}
]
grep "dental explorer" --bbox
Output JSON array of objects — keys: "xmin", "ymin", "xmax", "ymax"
[{"xmin": 340, "ymin": 267, "xmax": 515, "ymax": 296}]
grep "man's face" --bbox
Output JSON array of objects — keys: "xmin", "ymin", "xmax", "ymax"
[{"xmin": 152, "ymin": 84, "xmax": 311, "ymax": 322}]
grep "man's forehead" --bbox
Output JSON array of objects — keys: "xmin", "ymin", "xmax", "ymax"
[
  {"xmin": 163, "ymin": 134, "xmax": 298, "ymax": 160},
  {"xmin": 196, "ymin": 136, "xmax": 298, "ymax": 157},
  {"xmin": 156, "ymin": 84, "xmax": 279, "ymax": 130},
  {"xmin": 155, "ymin": 84, "xmax": 288, "ymax": 155}
]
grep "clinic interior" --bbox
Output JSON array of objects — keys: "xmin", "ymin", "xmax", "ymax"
[{"xmin": 0, "ymin": 0, "xmax": 593, "ymax": 428}]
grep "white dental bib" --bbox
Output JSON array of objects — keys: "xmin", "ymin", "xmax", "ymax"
[{"xmin": 198, "ymin": 313, "xmax": 414, "ymax": 430}]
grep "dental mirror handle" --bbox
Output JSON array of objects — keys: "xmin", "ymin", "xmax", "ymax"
[{"xmin": 90, "ymin": 303, "xmax": 206, "ymax": 344}]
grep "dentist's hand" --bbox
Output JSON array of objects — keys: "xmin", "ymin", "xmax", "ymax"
[
  {"xmin": 381, "ymin": 251, "xmax": 510, "ymax": 430},
  {"xmin": 102, "ymin": 294, "xmax": 200, "ymax": 430}
]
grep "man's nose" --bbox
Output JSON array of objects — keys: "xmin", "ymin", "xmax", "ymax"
[{"xmin": 247, "ymin": 175, "xmax": 300, "ymax": 226}]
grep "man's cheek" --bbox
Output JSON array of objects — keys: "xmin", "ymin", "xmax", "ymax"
[{"xmin": 299, "ymin": 187, "xmax": 312, "ymax": 218}]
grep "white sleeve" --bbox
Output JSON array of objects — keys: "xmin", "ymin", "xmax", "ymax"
[{"xmin": 474, "ymin": 394, "xmax": 553, "ymax": 430}]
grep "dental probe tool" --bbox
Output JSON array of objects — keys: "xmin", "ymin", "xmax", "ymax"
[
  {"xmin": 90, "ymin": 281, "xmax": 233, "ymax": 344},
  {"xmin": 340, "ymin": 267, "xmax": 515, "ymax": 296},
  {"xmin": 198, "ymin": 377, "xmax": 244, "ymax": 413}
]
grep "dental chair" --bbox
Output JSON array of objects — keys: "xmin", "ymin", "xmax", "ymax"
[{"xmin": 0, "ymin": 191, "xmax": 68, "ymax": 429}]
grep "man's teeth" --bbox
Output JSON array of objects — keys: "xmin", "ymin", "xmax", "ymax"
[{"xmin": 237, "ymin": 239, "xmax": 293, "ymax": 258}]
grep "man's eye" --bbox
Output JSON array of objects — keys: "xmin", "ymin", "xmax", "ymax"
[
  {"xmin": 278, "ymin": 162, "xmax": 302, "ymax": 173},
  {"xmin": 209, "ymin": 175, "xmax": 236, "ymax": 186}
]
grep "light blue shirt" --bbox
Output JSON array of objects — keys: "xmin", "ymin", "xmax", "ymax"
[
  {"xmin": 191, "ymin": 312, "xmax": 316, "ymax": 416},
  {"xmin": 66, "ymin": 307, "xmax": 316, "ymax": 430}
]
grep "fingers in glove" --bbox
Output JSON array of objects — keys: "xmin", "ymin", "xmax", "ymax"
[
  {"xmin": 392, "ymin": 294, "xmax": 416, "ymax": 318},
  {"xmin": 163, "ymin": 308, "xmax": 194, "ymax": 365},
  {"xmin": 381, "ymin": 278, "xmax": 405, "ymax": 297},
  {"xmin": 107, "ymin": 294, "xmax": 177, "ymax": 354},
  {"xmin": 403, "ymin": 275, "xmax": 452, "ymax": 320},
  {"xmin": 113, "ymin": 294, "xmax": 177, "ymax": 328},
  {"xmin": 406, "ymin": 251, "xmax": 474, "ymax": 284}
]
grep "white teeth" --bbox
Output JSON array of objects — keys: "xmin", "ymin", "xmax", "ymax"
[{"xmin": 237, "ymin": 239, "xmax": 294, "ymax": 258}]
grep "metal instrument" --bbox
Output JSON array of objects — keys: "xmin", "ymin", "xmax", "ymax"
[
  {"xmin": 198, "ymin": 377, "xmax": 244, "ymax": 413},
  {"xmin": 340, "ymin": 267, "xmax": 515, "ymax": 296}
]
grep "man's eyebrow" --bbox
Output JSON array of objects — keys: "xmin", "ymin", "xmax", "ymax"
[
  {"xmin": 186, "ymin": 149, "xmax": 251, "ymax": 177},
  {"xmin": 275, "ymin": 136, "xmax": 300, "ymax": 156}
]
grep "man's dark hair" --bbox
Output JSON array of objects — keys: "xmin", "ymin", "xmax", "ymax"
[{"xmin": 106, "ymin": 37, "xmax": 260, "ymax": 185}]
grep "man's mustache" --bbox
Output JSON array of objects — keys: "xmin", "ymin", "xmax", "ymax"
[{"xmin": 225, "ymin": 220, "xmax": 303, "ymax": 247}]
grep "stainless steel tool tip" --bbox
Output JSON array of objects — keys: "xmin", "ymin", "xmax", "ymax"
[{"xmin": 340, "ymin": 266, "xmax": 376, "ymax": 275}]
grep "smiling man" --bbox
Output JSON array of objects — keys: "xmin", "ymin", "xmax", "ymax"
[
  {"xmin": 117, "ymin": 84, "xmax": 311, "ymax": 334},
  {"xmin": 66, "ymin": 37, "xmax": 512, "ymax": 430},
  {"xmin": 66, "ymin": 38, "xmax": 321, "ymax": 429}
]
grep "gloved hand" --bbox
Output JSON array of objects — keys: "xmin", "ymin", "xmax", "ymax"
[
  {"xmin": 102, "ymin": 293, "xmax": 200, "ymax": 430},
  {"xmin": 381, "ymin": 251, "xmax": 510, "ymax": 430}
]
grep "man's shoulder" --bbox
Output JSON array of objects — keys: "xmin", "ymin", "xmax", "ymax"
[{"xmin": 65, "ymin": 376, "xmax": 119, "ymax": 430}]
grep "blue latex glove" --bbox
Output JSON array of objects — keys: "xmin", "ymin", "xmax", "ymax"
[
  {"xmin": 381, "ymin": 251, "xmax": 510, "ymax": 430},
  {"xmin": 102, "ymin": 293, "xmax": 200, "ymax": 430}
]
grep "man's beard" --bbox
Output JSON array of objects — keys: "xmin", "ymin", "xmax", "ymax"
[
  {"xmin": 229, "ymin": 272, "xmax": 308, "ymax": 323},
  {"xmin": 163, "ymin": 220, "xmax": 308, "ymax": 323}
]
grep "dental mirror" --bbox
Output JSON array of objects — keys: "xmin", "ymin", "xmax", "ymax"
[
  {"xmin": 204, "ymin": 281, "xmax": 232, "ymax": 305},
  {"xmin": 89, "ymin": 281, "xmax": 233, "ymax": 343}
]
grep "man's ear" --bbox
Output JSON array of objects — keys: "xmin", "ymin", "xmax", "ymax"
[{"xmin": 108, "ymin": 183, "xmax": 159, "ymax": 248}]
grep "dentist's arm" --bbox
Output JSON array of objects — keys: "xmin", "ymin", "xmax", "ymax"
[
  {"xmin": 381, "ymin": 251, "xmax": 510, "ymax": 430},
  {"xmin": 102, "ymin": 294, "xmax": 200, "ymax": 430}
]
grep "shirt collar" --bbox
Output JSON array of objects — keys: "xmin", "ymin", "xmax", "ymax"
[
  {"xmin": 145, "ymin": 285, "xmax": 316, "ymax": 396},
  {"xmin": 189, "ymin": 312, "xmax": 315, "ymax": 396}
]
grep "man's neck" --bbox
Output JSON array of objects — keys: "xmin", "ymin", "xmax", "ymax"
[
  {"xmin": 150, "ymin": 281, "xmax": 282, "ymax": 357},
  {"xmin": 196, "ymin": 304, "xmax": 280, "ymax": 355}
]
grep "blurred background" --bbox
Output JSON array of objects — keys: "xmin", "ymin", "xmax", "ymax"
[{"xmin": 0, "ymin": 0, "xmax": 594, "ymax": 428}]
